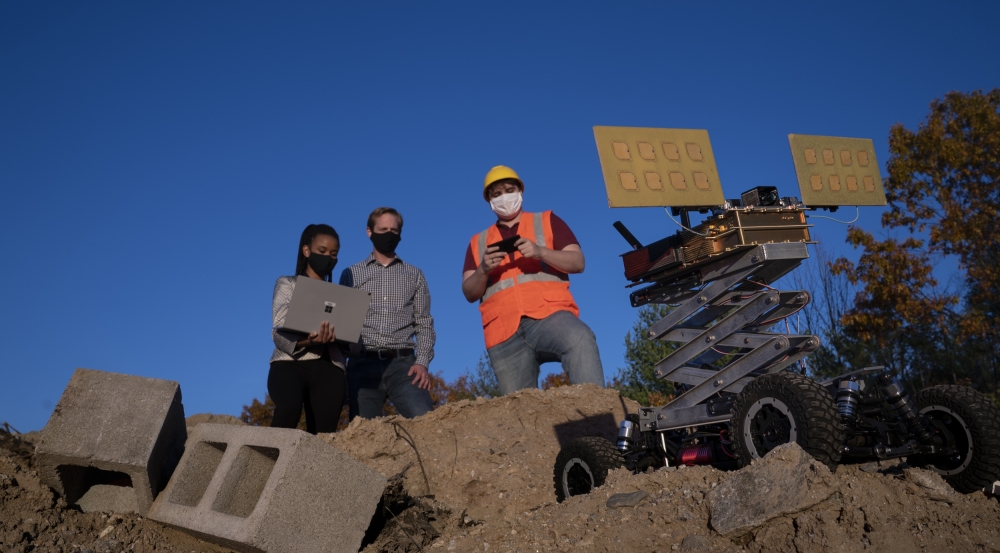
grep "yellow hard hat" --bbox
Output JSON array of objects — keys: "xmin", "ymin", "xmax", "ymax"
[{"xmin": 483, "ymin": 165, "xmax": 523, "ymax": 200}]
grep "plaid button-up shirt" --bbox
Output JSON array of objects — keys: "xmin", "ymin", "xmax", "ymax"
[{"xmin": 339, "ymin": 253, "xmax": 435, "ymax": 367}]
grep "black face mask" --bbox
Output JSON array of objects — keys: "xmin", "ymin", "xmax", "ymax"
[
  {"xmin": 370, "ymin": 231, "xmax": 401, "ymax": 255},
  {"xmin": 306, "ymin": 252, "xmax": 336, "ymax": 277}
]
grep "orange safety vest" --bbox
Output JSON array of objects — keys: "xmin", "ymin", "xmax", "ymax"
[{"xmin": 469, "ymin": 211, "xmax": 580, "ymax": 349}]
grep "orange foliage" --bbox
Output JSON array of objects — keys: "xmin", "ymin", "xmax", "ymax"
[
  {"xmin": 240, "ymin": 393, "xmax": 349, "ymax": 431},
  {"xmin": 882, "ymin": 91, "xmax": 997, "ymax": 339},
  {"xmin": 830, "ymin": 230, "xmax": 956, "ymax": 345},
  {"xmin": 540, "ymin": 372, "xmax": 571, "ymax": 390}
]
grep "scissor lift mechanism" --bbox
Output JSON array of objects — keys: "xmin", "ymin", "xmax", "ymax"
[{"xmin": 631, "ymin": 242, "xmax": 819, "ymax": 433}]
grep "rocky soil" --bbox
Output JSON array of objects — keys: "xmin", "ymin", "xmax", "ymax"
[{"xmin": 2, "ymin": 384, "xmax": 999, "ymax": 552}]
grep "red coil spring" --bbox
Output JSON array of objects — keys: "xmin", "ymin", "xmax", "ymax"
[{"xmin": 677, "ymin": 444, "xmax": 715, "ymax": 466}]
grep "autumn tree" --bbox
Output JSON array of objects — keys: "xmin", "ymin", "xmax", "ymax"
[
  {"xmin": 830, "ymin": 89, "xmax": 1000, "ymax": 400},
  {"xmin": 541, "ymin": 372, "xmax": 571, "ymax": 389},
  {"xmin": 438, "ymin": 354, "xmax": 501, "ymax": 402},
  {"xmin": 791, "ymin": 246, "xmax": 874, "ymax": 380}
]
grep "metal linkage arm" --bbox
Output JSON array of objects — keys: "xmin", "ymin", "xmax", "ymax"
[
  {"xmin": 652, "ymin": 291, "xmax": 779, "ymax": 379},
  {"xmin": 635, "ymin": 241, "xmax": 814, "ymax": 432},
  {"xmin": 640, "ymin": 336, "xmax": 791, "ymax": 431}
]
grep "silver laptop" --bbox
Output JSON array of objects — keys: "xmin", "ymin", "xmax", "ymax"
[{"xmin": 280, "ymin": 277, "xmax": 371, "ymax": 343}]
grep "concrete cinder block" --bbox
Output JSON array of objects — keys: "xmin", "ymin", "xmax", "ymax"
[
  {"xmin": 148, "ymin": 424, "xmax": 387, "ymax": 553},
  {"xmin": 35, "ymin": 368, "xmax": 187, "ymax": 515}
]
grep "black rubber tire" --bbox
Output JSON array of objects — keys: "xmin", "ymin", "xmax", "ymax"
[
  {"xmin": 553, "ymin": 436, "xmax": 624, "ymax": 502},
  {"xmin": 730, "ymin": 371, "xmax": 844, "ymax": 470},
  {"xmin": 908, "ymin": 385, "xmax": 1000, "ymax": 494}
]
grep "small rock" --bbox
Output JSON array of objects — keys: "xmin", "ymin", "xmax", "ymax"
[
  {"xmin": 607, "ymin": 490, "xmax": 650, "ymax": 508},
  {"xmin": 904, "ymin": 468, "xmax": 955, "ymax": 497},
  {"xmin": 859, "ymin": 462, "xmax": 880, "ymax": 473},
  {"xmin": 680, "ymin": 534, "xmax": 708, "ymax": 550},
  {"xmin": 98, "ymin": 525, "xmax": 115, "ymax": 538}
]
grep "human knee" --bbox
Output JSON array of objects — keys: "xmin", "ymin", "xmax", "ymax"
[
  {"xmin": 492, "ymin": 359, "xmax": 540, "ymax": 395},
  {"xmin": 391, "ymin": 382, "xmax": 433, "ymax": 418},
  {"xmin": 566, "ymin": 315, "xmax": 598, "ymax": 342}
]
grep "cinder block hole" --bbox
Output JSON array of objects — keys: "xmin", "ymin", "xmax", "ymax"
[
  {"xmin": 211, "ymin": 445, "xmax": 279, "ymax": 518},
  {"xmin": 55, "ymin": 465, "xmax": 133, "ymax": 505},
  {"xmin": 169, "ymin": 441, "xmax": 227, "ymax": 507}
]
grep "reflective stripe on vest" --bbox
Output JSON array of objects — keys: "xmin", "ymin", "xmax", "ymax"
[{"xmin": 478, "ymin": 212, "xmax": 563, "ymax": 301}]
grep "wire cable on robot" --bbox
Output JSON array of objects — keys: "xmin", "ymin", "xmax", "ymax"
[
  {"xmin": 807, "ymin": 206, "xmax": 860, "ymax": 225},
  {"xmin": 663, "ymin": 207, "xmax": 710, "ymax": 236}
]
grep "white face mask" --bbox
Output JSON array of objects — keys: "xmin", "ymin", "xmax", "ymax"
[{"xmin": 490, "ymin": 191, "xmax": 523, "ymax": 219}]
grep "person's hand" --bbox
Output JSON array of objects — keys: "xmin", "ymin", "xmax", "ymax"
[
  {"xmin": 408, "ymin": 364, "xmax": 431, "ymax": 390},
  {"xmin": 516, "ymin": 237, "xmax": 544, "ymax": 260},
  {"xmin": 478, "ymin": 245, "xmax": 506, "ymax": 275},
  {"xmin": 307, "ymin": 322, "xmax": 336, "ymax": 345}
]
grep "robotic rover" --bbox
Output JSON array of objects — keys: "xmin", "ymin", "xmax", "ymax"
[{"xmin": 553, "ymin": 128, "xmax": 1000, "ymax": 500}]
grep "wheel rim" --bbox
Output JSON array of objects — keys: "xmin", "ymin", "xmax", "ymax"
[
  {"xmin": 743, "ymin": 397, "xmax": 797, "ymax": 460},
  {"xmin": 918, "ymin": 404, "xmax": 973, "ymax": 476},
  {"xmin": 561, "ymin": 458, "xmax": 595, "ymax": 497}
]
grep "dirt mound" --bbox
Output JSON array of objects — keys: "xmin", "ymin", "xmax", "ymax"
[
  {"xmin": 0, "ymin": 426, "xmax": 36, "ymax": 471},
  {"xmin": 2, "ymin": 384, "xmax": 999, "ymax": 552},
  {"xmin": 325, "ymin": 385, "xmax": 1000, "ymax": 552},
  {"xmin": 0, "ymin": 453, "xmax": 234, "ymax": 553},
  {"xmin": 430, "ymin": 459, "xmax": 1000, "ymax": 553},
  {"xmin": 321, "ymin": 384, "xmax": 637, "ymax": 524}
]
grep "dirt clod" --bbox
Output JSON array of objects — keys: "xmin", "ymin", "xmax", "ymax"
[{"xmin": 607, "ymin": 490, "xmax": 650, "ymax": 508}]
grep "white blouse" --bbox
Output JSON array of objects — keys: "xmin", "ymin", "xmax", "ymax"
[{"xmin": 270, "ymin": 275, "xmax": 346, "ymax": 369}]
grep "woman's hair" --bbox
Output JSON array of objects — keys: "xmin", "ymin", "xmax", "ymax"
[{"xmin": 295, "ymin": 224, "xmax": 339, "ymax": 282}]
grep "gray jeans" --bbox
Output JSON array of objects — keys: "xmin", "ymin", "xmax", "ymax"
[
  {"xmin": 487, "ymin": 311, "xmax": 605, "ymax": 395},
  {"xmin": 347, "ymin": 355, "xmax": 433, "ymax": 420}
]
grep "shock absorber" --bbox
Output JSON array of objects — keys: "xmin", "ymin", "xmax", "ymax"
[
  {"xmin": 877, "ymin": 375, "xmax": 934, "ymax": 443},
  {"xmin": 836, "ymin": 379, "xmax": 861, "ymax": 421},
  {"xmin": 617, "ymin": 419, "xmax": 636, "ymax": 453}
]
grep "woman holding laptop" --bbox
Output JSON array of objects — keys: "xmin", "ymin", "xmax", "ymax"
[{"xmin": 268, "ymin": 224, "xmax": 346, "ymax": 434}]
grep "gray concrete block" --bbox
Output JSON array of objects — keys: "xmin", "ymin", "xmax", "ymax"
[
  {"xmin": 35, "ymin": 368, "xmax": 187, "ymax": 515},
  {"xmin": 148, "ymin": 424, "xmax": 386, "ymax": 553}
]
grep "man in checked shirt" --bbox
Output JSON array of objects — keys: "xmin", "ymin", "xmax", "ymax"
[{"xmin": 339, "ymin": 207, "xmax": 435, "ymax": 420}]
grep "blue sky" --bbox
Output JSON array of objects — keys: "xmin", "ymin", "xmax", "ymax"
[{"xmin": 2, "ymin": 1, "xmax": 997, "ymax": 432}]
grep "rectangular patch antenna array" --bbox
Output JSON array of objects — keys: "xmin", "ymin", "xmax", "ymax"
[{"xmin": 593, "ymin": 126, "xmax": 887, "ymax": 209}]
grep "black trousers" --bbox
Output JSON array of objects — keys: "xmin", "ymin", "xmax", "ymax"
[{"xmin": 267, "ymin": 359, "xmax": 346, "ymax": 434}]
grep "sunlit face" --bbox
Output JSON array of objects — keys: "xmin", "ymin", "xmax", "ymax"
[
  {"xmin": 367, "ymin": 213, "xmax": 401, "ymax": 237},
  {"xmin": 303, "ymin": 234, "xmax": 339, "ymax": 262},
  {"xmin": 487, "ymin": 180, "xmax": 521, "ymax": 200}
]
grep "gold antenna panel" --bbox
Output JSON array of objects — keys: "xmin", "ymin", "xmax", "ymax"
[
  {"xmin": 594, "ymin": 126, "xmax": 726, "ymax": 208},
  {"xmin": 788, "ymin": 134, "xmax": 887, "ymax": 207}
]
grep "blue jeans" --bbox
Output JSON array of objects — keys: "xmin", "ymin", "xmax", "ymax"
[
  {"xmin": 347, "ymin": 355, "xmax": 433, "ymax": 420},
  {"xmin": 487, "ymin": 311, "xmax": 605, "ymax": 395}
]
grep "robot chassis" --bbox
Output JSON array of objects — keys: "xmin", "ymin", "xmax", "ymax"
[{"xmin": 554, "ymin": 197, "xmax": 1000, "ymax": 500}]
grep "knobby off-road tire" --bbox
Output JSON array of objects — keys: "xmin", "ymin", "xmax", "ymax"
[
  {"xmin": 908, "ymin": 385, "xmax": 1000, "ymax": 494},
  {"xmin": 553, "ymin": 436, "xmax": 624, "ymax": 502},
  {"xmin": 731, "ymin": 371, "xmax": 844, "ymax": 470}
]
